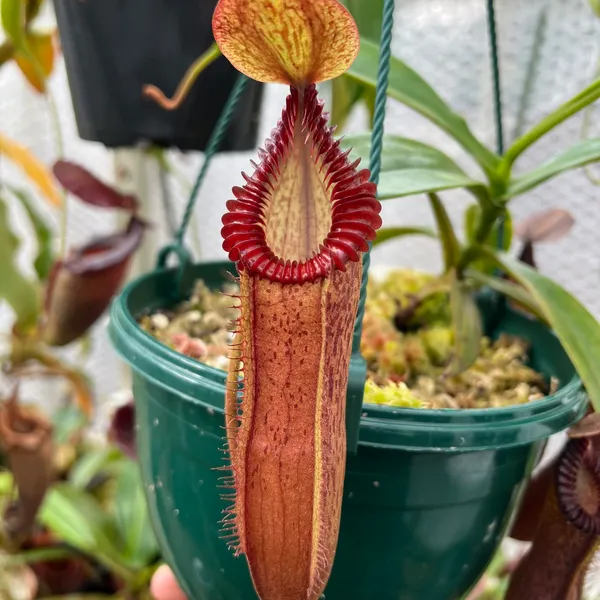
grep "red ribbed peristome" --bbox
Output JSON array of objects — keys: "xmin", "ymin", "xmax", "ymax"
[
  {"xmin": 556, "ymin": 437, "xmax": 600, "ymax": 534},
  {"xmin": 221, "ymin": 84, "xmax": 381, "ymax": 283}
]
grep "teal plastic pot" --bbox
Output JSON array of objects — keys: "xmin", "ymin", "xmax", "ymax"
[{"xmin": 109, "ymin": 260, "xmax": 587, "ymax": 600}]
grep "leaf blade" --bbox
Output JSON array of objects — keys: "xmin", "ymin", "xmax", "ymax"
[
  {"xmin": 373, "ymin": 226, "xmax": 437, "ymax": 247},
  {"xmin": 428, "ymin": 192, "xmax": 460, "ymax": 271},
  {"xmin": 342, "ymin": 0, "xmax": 382, "ymax": 40},
  {"xmin": 52, "ymin": 161, "xmax": 138, "ymax": 211},
  {"xmin": 39, "ymin": 484, "xmax": 125, "ymax": 568},
  {"xmin": 346, "ymin": 39, "xmax": 499, "ymax": 172},
  {"xmin": 330, "ymin": 76, "xmax": 363, "ymax": 130},
  {"xmin": 8, "ymin": 186, "xmax": 54, "ymax": 281},
  {"xmin": 1, "ymin": 0, "xmax": 25, "ymax": 47},
  {"xmin": 465, "ymin": 269, "xmax": 546, "ymax": 323},
  {"xmin": 113, "ymin": 459, "xmax": 159, "ymax": 570},
  {"xmin": 14, "ymin": 31, "xmax": 55, "ymax": 93},
  {"xmin": 504, "ymin": 78, "xmax": 600, "ymax": 167},
  {"xmin": 507, "ymin": 138, "xmax": 600, "ymax": 198},
  {"xmin": 483, "ymin": 248, "xmax": 600, "ymax": 411},
  {"xmin": 334, "ymin": 0, "xmax": 382, "ymax": 128},
  {"xmin": 343, "ymin": 134, "xmax": 486, "ymax": 199},
  {"xmin": 68, "ymin": 448, "xmax": 118, "ymax": 489},
  {"xmin": 0, "ymin": 133, "xmax": 62, "ymax": 207},
  {"xmin": 378, "ymin": 168, "xmax": 480, "ymax": 199},
  {"xmin": 446, "ymin": 275, "xmax": 482, "ymax": 376},
  {"xmin": 0, "ymin": 196, "xmax": 40, "ymax": 330}
]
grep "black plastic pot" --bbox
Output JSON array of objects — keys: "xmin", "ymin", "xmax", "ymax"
[{"xmin": 54, "ymin": 0, "xmax": 264, "ymax": 151}]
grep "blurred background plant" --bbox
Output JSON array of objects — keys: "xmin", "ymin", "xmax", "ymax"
[
  {"xmin": 0, "ymin": 392, "xmax": 160, "ymax": 598},
  {"xmin": 0, "ymin": 1, "xmax": 156, "ymax": 596}
]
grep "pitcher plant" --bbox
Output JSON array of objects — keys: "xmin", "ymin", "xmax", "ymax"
[
  {"xmin": 213, "ymin": 3, "xmax": 381, "ymax": 599},
  {"xmin": 145, "ymin": 1, "xmax": 381, "ymax": 598}
]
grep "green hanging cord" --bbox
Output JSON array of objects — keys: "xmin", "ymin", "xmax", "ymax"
[
  {"xmin": 486, "ymin": 0, "xmax": 507, "ymax": 253},
  {"xmin": 351, "ymin": 0, "xmax": 395, "ymax": 352},
  {"xmin": 486, "ymin": 0, "xmax": 505, "ymax": 156},
  {"xmin": 157, "ymin": 73, "xmax": 249, "ymax": 288},
  {"xmin": 175, "ymin": 74, "xmax": 250, "ymax": 247},
  {"xmin": 157, "ymin": 73, "xmax": 249, "ymax": 276}
]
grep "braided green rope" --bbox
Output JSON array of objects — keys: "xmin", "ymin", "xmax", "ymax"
[
  {"xmin": 352, "ymin": 0, "xmax": 395, "ymax": 352},
  {"xmin": 486, "ymin": 0, "xmax": 507, "ymax": 254},
  {"xmin": 175, "ymin": 74, "xmax": 250, "ymax": 247},
  {"xmin": 486, "ymin": 0, "xmax": 504, "ymax": 156}
]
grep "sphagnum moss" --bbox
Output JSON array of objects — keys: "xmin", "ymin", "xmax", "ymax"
[{"xmin": 140, "ymin": 269, "xmax": 554, "ymax": 409}]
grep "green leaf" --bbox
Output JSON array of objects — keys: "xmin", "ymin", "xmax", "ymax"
[
  {"xmin": 52, "ymin": 405, "xmax": 87, "ymax": 445},
  {"xmin": 378, "ymin": 169, "xmax": 480, "ymax": 199},
  {"xmin": 363, "ymin": 85, "xmax": 377, "ymax": 127},
  {"xmin": 591, "ymin": 0, "xmax": 600, "ymax": 18},
  {"xmin": 343, "ymin": 134, "xmax": 486, "ymax": 199},
  {"xmin": 446, "ymin": 275, "xmax": 482, "ymax": 376},
  {"xmin": 332, "ymin": 0, "xmax": 381, "ymax": 129},
  {"xmin": 504, "ymin": 78, "xmax": 600, "ymax": 168},
  {"xmin": 0, "ymin": 196, "xmax": 40, "ymax": 330},
  {"xmin": 507, "ymin": 138, "xmax": 600, "ymax": 198},
  {"xmin": 464, "ymin": 204, "xmax": 512, "ymax": 251},
  {"xmin": 342, "ymin": 0, "xmax": 383, "ymax": 40},
  {"xmin": 9, "ymin": 186, "xmax": 54, "ymax": 280},
  {"xmin": 1, "ymin": 0, "xmax": 25, "ymax": 48},
  {"xmin": 39, "ymin": 484, "xmax": 129, "ymax": 576},
  {"xmin": 482, "ymin": 248, "xmax": 600, "ymax": 411},
  {"xmin": 465, "ymin": 269, "xmax": 546, "ymax": 323},
  {"xmin": 331, "ymin": 77, "xmax": 376, "ymax": 133},
  {"xmin": 113, "ymin": 460, "xmax": 158, "ymax": 570},
  {"xmin": 347, "ymin": 38, "xmax": 499, "ymax": 173},
  {"xmin": 496, "ymin": 212, "xmax": 513, "ymax": 252},
  {"xmin": 345, "ymin": 134, "xmax": 468, "ymax": 174},
  {"xmin": 331, "ymin": 76, "xmax": 364, "ymax": 130},
  {"xmin": 428, "ymin": 193, "xmax": 460, "ymax": 271},
  {"xmin": 464, "ymin": 204, "xmax": 479, "ymax": 245},
  {"xmin": 373, "ymin": 226, "xmax": 437, "ymax": 247},
  {"xmin": 68, "ymin": 448, "xmax": 122, "ymax": 489}
]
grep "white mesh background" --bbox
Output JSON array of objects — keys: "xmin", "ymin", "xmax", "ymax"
[{"xmin": 1, "ymin": 0, "xmax": 599, "ymax": 406}]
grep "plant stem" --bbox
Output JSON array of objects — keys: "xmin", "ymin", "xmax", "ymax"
[
  {"xmin": 143, "ymin": 42, "xmax": 222, "ymax": 110},
  {"xmin": 457, "ymin": 201, "xmax": 504, "ymax": 273}
]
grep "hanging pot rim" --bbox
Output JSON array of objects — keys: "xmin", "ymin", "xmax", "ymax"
[{"xmin": 109, "ymin": 259, "xmax": 587, "ymax": 453}]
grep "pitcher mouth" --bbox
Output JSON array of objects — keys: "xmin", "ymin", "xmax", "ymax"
[{"xmin": 221, "ymin": 85, "xmax": 381, "ymax": 284}]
